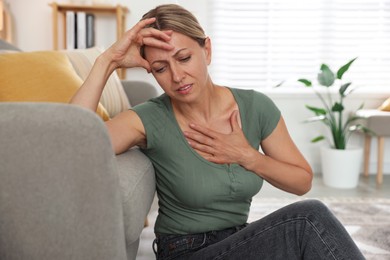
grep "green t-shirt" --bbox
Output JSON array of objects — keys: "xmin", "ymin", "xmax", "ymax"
[{"xmin": 131, "ymin": 88, "xmax": 281, "ymax": 235}]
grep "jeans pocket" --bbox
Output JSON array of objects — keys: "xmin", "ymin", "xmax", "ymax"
[{"xmin": 155, "ymin": 233, "xmax": 207, "ymax": 260}]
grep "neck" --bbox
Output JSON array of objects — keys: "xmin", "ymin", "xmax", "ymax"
[{"xmin": 172, "ymin": 83, "xmax": 224, "ymax": 124}]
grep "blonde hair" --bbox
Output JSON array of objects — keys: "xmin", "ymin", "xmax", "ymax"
[{"xmin": 140, "ymin": 4, "xmax": 207, "ymax": 58}]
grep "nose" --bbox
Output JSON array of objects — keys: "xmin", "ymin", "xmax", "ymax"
[{"xmin": 171, "ymin": 63, "xmax": 185, "ymax": 83}]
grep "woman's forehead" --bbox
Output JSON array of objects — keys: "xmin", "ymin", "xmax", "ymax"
[{"xmin": 144, "ymin": 32, "xmax": 198, "ymax": 62}]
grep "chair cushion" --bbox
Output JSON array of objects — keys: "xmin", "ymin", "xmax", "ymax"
[
  {"xmin": 0, "ymin": 51, "xmax": 109, "ymax": 121},
  {"xmin": 378, "ymin": 97, "xmax": 390, "ymax": 111},
  {"xmin": 356, "ymin": 109, "xmax": 390, "ymax": 136},
  {"xmin": 63, "ymin": 47, "xmax": 131, "ymax": 117}
]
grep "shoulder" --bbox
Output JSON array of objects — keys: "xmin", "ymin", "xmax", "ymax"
[
  {"xmin": 131, "ymin": 94, "xmax": 171, "ymax": 121},
  {"xmin": 230, "ymin": 88, "xmax": 278, "ymax": 112},
  {"xmin": 132, "ymin": 94, "xmax": 169, "ymax": 113},
  {"xmin": 231, "ymin": 88, "xmax": 281, "ymax": 140},
  {"xmin": 130, "ymin": 94, "xmax": 173, "ymax": 149}
]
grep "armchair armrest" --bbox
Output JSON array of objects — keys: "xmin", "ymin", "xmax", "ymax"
[
  {"xmin": 121, "ymin": 80, "xmax": 160, "ymax": 106},
  {"xmin": 0, "ymin": 102, "xmax": 127, "ymax": 259}
]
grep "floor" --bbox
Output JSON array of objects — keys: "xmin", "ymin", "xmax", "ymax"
[
  {"xmin": 259, "ymin": 174, "xmax": 390, "ymax": 199},
  {"xmin": 136, "ymin": 174, "xmax": 390, "ymax": 259}
]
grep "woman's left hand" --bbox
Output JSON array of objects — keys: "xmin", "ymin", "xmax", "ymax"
[{"xmin": 183, "ymin": 110, "xmax": 256, "ymax": 165}]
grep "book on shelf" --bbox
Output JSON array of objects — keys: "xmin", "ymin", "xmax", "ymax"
[
  {"xmin": 66, "ymin": 11, "xmax": 95, "ymax": 49},
  {"xmin": 66, "ymin": 11, "xmax": 75, "ymax": 50},
  {"xmin": 86, "ymin": 13, "xmax": 95, "ymax": 48},
  {"xmin": 76, "ymin": 12, "xmax": 86, "ymax": 49}
]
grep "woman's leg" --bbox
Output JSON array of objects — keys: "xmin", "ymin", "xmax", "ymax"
[{"xmin": 189, "ymin": 199, "xmax": 364, "ymax": 260}]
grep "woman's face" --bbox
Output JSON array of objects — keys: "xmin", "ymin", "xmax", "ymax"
[{"xmin": 144, "ymin": 32, "xmax": 212, "ymax": 102}]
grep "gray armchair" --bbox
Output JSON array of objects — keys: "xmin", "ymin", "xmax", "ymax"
[{"xmin": 0, "ymin": 102, "xmax": 155, "ymax": 260}]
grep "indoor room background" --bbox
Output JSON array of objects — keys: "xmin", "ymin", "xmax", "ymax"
[{"xmin": 6, "ymin": 0, "xmax": 390, "ymax": 175}]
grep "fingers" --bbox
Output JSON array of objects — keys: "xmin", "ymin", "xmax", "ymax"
[
  {"xmin": 132, "ymin": 17, "xmax": 157, "ymax": 34},
  {"xmin": 112, "ymin": 19, "xmax": 173, "ymax": 71},
  {"xmin": 188, "ymin": 123, "xmax": 218, "ymax": 139},
  {"xmin": 125, "ymin": 18, "xmax": 173, "ymax": 48},
  {"xmin": 141, "ymin": 33, "xmax": 174, "ymax": 51},
  {"xmin": 187, "ymin": 138, "xmax": 215, "ymax": 154},
  {"xmin": 184, "ymin": 130, "xmax": 214, "ymax": 147},
  {"xmin": 140, "ymin": 28, "xmax": 173, "ymax": 42},
  {"xmin": 133, "ymin": 18, "xmax": 173, "ymax": 49}
]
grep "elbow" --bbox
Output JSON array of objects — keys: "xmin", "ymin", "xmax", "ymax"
[
  {"xmin": 295, "ymin": 169, "xmax": 314, "ymax": 196},
  {"xmin": 295, "ymin": 182, "xmax": 312, "ymax": 196}
]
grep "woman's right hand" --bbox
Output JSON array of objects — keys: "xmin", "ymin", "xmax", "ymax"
[
  {"xmin": 70, "ymin": 17, "xmax": 172, "ymax": 150},
  {"xmin": 102, "ymin": 17, "xmax": 173, "ymax": 73}
]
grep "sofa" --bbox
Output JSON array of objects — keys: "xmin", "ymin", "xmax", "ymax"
[{"xmin": 0, "ymin": 39, "xmax": 158, "ymax": 260}]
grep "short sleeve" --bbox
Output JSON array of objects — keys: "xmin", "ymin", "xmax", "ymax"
[
  {"xmin": 252, "ymin": 90, "xmax": 281, "ymax": 140},
  {"xmin": 130, "ymin": 95, "xmax": 169, "ymax": 150}
]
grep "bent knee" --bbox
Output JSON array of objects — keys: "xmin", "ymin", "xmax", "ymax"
[{"xmin": 295, "ymin": 199, "xmax": 332, "ymax": 217}]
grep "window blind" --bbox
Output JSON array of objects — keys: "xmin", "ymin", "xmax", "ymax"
[{"xmin": 208, "ymin": 0, "xmax": 390, "ymax": 89}]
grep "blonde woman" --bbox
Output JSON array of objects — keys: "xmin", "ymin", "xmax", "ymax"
[{"xmin": 71, "ymin": 4, "xmax": 364, "ymax": 260}]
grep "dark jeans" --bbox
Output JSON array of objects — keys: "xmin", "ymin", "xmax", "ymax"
[{"xmin": 153, "ymin": 200, "xmax": 365, "ymax": 260}]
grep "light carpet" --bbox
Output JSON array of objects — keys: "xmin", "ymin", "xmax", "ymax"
[{"xmin": 137, "ymin": 197, "xmax": 390, "ymax": 260}]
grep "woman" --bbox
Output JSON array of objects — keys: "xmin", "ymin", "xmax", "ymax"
[{"xmin": 71, "ymin": 4, "xmax": 364, "ymax": 260}]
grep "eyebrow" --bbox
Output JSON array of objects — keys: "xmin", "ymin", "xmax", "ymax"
[{"xmin": 151, "ymin": 48, "xmax": 188, "ymax": 65}]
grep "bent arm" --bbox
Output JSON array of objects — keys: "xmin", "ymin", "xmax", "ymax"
[
  {"xmin": 105, "ymin": 110, "xmax": 146, "ymax": 155},
  {"xmin": 70, "ymin": 17, "xmax": 172, "ymax": 112},
  {"xmin": 70, "ymin": 53, "xmax": 116, "ymax": 113},
  {"xmin": 185, "ymin": 113, "xmax": 313, "ymax": 195},
  {"xmin": 70, "ymin": 60, "xmax": 147, "ymax": 155},
  {"xmin": 69, "ymin": 18, "xmax": 172, "ymax": 154}
]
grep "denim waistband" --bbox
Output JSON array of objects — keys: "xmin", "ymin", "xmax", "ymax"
[{"xmin": 153, "ymin": 223, "xmax": 248, "ymax": 260}]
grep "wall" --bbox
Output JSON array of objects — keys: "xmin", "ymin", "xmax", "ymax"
[{"xmin": 6, "ymin": 0, "xmax": 390, "ymax": 175}]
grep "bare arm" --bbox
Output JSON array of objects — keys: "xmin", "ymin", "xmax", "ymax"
[
  {"xmin": 243, "ymin": 117, "xmax": 313, "ymax": 195},
  {"xmin": 105, "ymin": 110, "xmax": 147, "ymax": 155},
  {"xmin": 69, "ymin": 18, "xmax": 173, "ymax": 154},
  {"xmin": 184, "ymin": 111, "xmax": 313, "ymax": 195}
]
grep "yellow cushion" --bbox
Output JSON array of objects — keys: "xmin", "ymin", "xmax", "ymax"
[
  {"xmin": 378, "ymin": 97, "xmax": 390, "ymax": 111},
  {"xmin": 0, "ymin": 51, "xmax": 109, "ymax": 121}
]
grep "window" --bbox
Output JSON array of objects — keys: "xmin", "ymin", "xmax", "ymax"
[{"xmin": 208, "ymin": 0, "xmax": 390, "ymax": 89}]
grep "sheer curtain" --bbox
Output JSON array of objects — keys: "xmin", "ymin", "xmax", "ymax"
[{"xmin": 208, "ymin": 0, "xmax": 390, "ymax": 90}]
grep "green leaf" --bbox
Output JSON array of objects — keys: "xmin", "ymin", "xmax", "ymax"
[
  {"xmin": 331, "ymin": 102, "xmax": 344, "ymax": 112},
  {"xmin": 311, "ymin": 136, "xmax": 325, "ymax": 143},
  {"xmin": 298, "ymin": 79, "xmax": 312, "ymax": 87},
  {"xmin": 317, "ymin": 64, "xmax": 335, "ymax": 87},
  {"xmin": 339, "ymin": 82, "xmax": 352, "ymax": 97},
  {"xmin": 305, "ymin": 105, "xmax": 327, "ymax": 115},
  {"xmin": 337, "ymin": 57, "xmax": 357, "ymax": 79}
]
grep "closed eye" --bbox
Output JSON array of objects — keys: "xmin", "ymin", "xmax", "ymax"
[
  {"xmin": 154, "ymin": 66, "xmax": 167, "ymax": 73},
  {"xmin": 179, "ymin": 56, "xmax": 191, "ymax": 62}
]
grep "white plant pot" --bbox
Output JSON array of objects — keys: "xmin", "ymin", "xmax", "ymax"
[{"xmin": 320, "ymin": 146, "xmax": 363, "ymax": 189}]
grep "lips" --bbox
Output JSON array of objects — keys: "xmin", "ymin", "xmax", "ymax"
[{"xmin": 176, "ymin": 84, "xmax": 193, "ymax": 94}]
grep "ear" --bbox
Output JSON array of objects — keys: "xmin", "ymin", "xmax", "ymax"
[{"xmin": 204, "ymin": 37, "xmax": 212, "ymax": 65}]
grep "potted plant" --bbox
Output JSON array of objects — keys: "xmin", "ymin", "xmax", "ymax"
[{"xmin": 297, "ymin": 57, "xmax": 372, "ymax": 188}]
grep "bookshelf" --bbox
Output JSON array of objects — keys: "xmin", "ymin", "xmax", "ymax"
[{"xmin": 49, "ymin": 2, "xmax": 129, "ymax": 78}]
